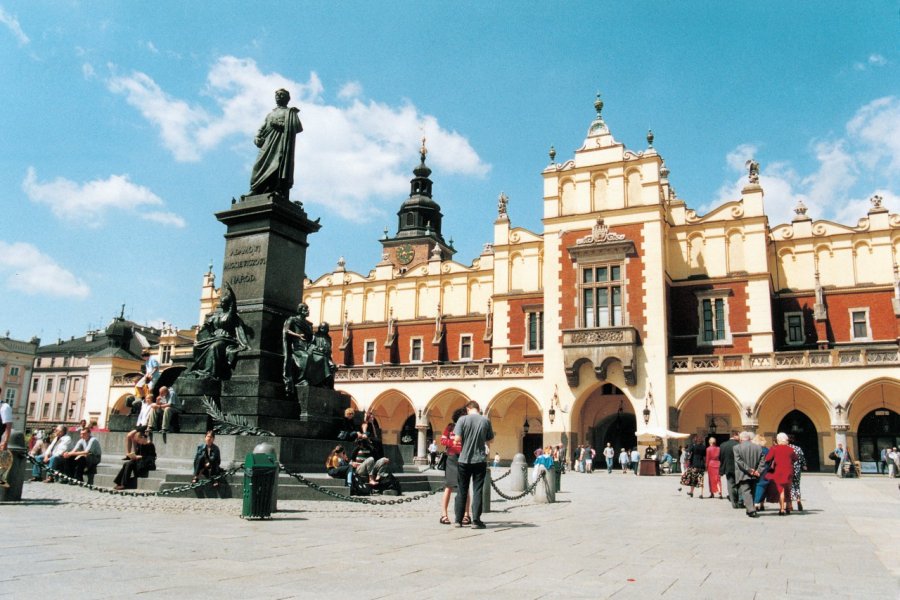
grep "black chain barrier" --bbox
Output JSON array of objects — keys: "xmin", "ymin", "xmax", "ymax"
[
  {"xmin": 490, "ymin": 469, "xmax": 546, "ymax": 501},
  {"xmin": 26, "ymin": 455, "xmax": 242, "ymax": 497},
  {"xmin": 277, "ymin": 462, "xmax": 441, "ymax": 506},
  {"xmin": 492, "ymin": 469, "xmax": 511, "ymax": 482}
]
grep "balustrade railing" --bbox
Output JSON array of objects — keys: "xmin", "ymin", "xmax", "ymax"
[
  {"xmin": 334, "ymin": 361, "xmax": 543, "ymax": 382},
  {"xmin": 670, "ymin": 347, "xmax": 899, "ymax": 372}
]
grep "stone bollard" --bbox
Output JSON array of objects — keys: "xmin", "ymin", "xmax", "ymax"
[
  {"xmin": 481, "ymin": 466, "xmax": 491, "ymax": 513},
  {"xmin": 0, "ymin": 432, "xmax": 28, "ymax": 502},
  {"xmin": 253, "ymin": 442, "xmax": 279, "ymax": 513},
  {"xmin": 509, "ymin": 453, "xmax": 528, "ymax": 493},
  {"xmin": 533, "ymin": 466, "xmax": 556, "ymax": 504}
]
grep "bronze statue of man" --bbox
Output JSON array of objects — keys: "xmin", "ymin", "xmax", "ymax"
[{"xmin": 250, "ymin": 88, "xmax": 303, "ymax": 199}]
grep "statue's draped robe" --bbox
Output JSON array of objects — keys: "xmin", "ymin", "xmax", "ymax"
[
  {"xmin": 250, "ymin": 105, "xmax": 302, "ymax": 196},
  {"xmin": 188, "ymin": 309, "xmax": 249, "ymax": 381}
]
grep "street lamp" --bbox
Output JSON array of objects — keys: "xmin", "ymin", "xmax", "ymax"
[{"xmin": 523, "ymin": 400, "xmax": 530, "ymax": 434}]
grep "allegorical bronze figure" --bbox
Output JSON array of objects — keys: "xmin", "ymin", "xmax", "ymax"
[
  {"xmin": 186, "ymin": 284, "xmax": 250, "ymax": 381},
  {"xmin": 283, "ymin": 303, "xmax": 336, "ymax": 394},
  {"xmin": 249, "ymin": 88, "xmax": 303, "ymax": 199}
]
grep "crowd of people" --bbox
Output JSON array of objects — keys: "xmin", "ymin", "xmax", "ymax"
[{"xmin": 679, "ymin": 430, "xmax": 809, "ymax": 517}]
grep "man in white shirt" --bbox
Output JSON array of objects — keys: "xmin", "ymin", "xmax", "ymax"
[
  {"xmin": 603, "ymin": 442, "xmax": 615, "ymax": 474},
  {"xmin": 63, "ymin": 426, "xmax": 102, "ymax": 484},
  {"xmin": 0, "ymin": 387, "xmax": 12, "ymax": 488},
  {"xmin": 32, "ymin": 424, "xmax": 72, "ymax": 482},
  {"xmin": 147, "ymin": 386, "xmax": 180, "ymax": 440}
]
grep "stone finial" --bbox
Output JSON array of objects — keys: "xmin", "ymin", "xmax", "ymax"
[
  {"xmin": 869, "ymin": 194, "xmax": 887, "ymax": 213},
  {"xmin": 793, "ymin": 199, "xmax": 809, "ymax": 220},
  {"xmin": 498, "ymin": 192, "xmax": 509, "ymax": 217},
  {"xmin": 646, "ymin": 129, "xmax": 654, "ymax": 148},
  {"xmin": 420, "ymin": 135, "xmax": 428, "ymax": 163},
  {"xmin": 594, "ymin": 92, "xmax": 604, "ymax": 118},
  {"xmin": 745, "ymin": 159, "xmax": 760, "ymax": 184},
  {"xmin": 336, "ymin": 256, "xmax": 346, "ymax": 271},
  {"xmin": 430, "ymin": 245, "xmax": 442, "ymax": 260},
  {"xmin": 660, "ymin": 161, "xmax": 670, "ymax": 180},
  {"xmin": 482, "ymin": 242, "xmax": 494, "ymax": 255},
  {"xmin": 382, "ymin": 227, "xmax": 389, "ymax": 240},
  {"xmin": 549, "ymin": 145, "xmax": 556, "ymax": 164}
]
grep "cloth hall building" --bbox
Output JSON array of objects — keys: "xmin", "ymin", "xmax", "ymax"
[{"xmin": 272, "ymin": 98, "xmax": 898, "ymax": 471}]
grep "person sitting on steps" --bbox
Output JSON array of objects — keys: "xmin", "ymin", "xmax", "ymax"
[{"xmin": 192, "ymin": 431, "xmax": 222, "ymax": 487}]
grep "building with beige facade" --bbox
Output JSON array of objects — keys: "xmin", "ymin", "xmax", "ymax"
[
  {"xmin": 0, "ymin": 334, "xmax": 40, "ymax": 433},
  {"xmin": 195, "ymin": 97, "xmax": 899, "ymax": 471}
]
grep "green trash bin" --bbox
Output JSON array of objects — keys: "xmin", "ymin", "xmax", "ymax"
[{"xmin": 242, "ymin": 452, "xmax": 277, "ymax": 519}]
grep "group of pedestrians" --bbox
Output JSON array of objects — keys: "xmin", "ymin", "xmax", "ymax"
[{"xmin": 681, "ymin": 431, "xmax": 808, "ymax": 517}]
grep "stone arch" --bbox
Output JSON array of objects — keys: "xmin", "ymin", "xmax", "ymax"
[
  {"xmin": 753, "ymin": 380, "xmax": 832, "ymax": 469},
  {"xmin": 508, "ymin": 251, "xmax": 525, "ymax": 292},
  {"xmin": 592, "ymin": 172, "xmax": 609, "ymax": 211},
  {"xmin": 687, "ymin": 232, "xmax": 706, "ymax": 274},
  {"xmin": 485, "ymin": 387, "xmax": 543, "ymax": 464},
  {"xmin": 560, "ymin": 177, "xmax": 577, "ymax": 215},
  {"xmin": 423, "ymin": 388, "xmax": 471, "ymax": 433},
  {"xmin": 368, "ymin": 389, "xmax": 415, "ymax": 446},
  {"xmin": 625, "ymin": 168, "xmax": 642, "ymax": 207},
  {"xmin": 569, "ymin": 380, "xmax": 637, "ymax": 458},
  {"xmin": 675, "ymin": 384, "xmax": 743, "ymax": 438},
  {"xmin": 726, "ymin": 228, "xmax": 745, "ymax": 274},
  {"xmin": 845, "ymin": 378, "xmax": 900, "ymax": 429},
  {"xmin": 110, "ymin": 392, "xmax": 135, "ymax": 416}
]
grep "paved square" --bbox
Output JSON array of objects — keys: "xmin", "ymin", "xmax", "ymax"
[{"xmin": 3, "ymin": 471, "xmax": 898, "ymax": 599}]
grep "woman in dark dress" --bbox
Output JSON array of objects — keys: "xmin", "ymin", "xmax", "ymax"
[
  {"xmin": 113, "ymin": 426, "xmax": 156, "ymax": 490},
  {"xmin": 680, "ymin": 435, "xmax": 707, "ymax": 498},
  {"xmin": 764, "ymin": 432, "xmax": 798, "ymax": 515}
]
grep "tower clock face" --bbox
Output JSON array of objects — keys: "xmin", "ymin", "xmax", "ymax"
[{"xmin": 396, "ymin": 244, "xmax": 414, "ymax": 265}]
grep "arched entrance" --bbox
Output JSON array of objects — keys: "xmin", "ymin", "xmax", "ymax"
[
  {"xmin": 777, "ymin": 410, "xmax": 821, "ymax": 472},
  {"xmin": 400, "ymin": 414, "xmax": 433, "ymax": 446},
  {"xmin": 592, "ymin": 408, "xmax": 637, "ymax": 457},
  {"xmin": 485, "ymin": 388, "xmax": 542, "ymax": 465},
  {"xmin": 857, "ymin": 408, "xmax": 900, "ymax": 471}
]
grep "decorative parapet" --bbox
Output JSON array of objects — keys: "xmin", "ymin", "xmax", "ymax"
[
  {"xmin": 562, "ymin": 327, "xmax": 639, "ymax": 387},
  {"xmin": 669, "ymin": 347, "xmax": 900, "ymax": 372},
  {"xmin": 333, "ymin": 361, "xmax": 543, "ymax": 383}
]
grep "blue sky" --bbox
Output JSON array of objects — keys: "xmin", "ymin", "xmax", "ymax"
[{"xmin": 1, "ymin": 3, "xmax": 898, "ymax": 342}]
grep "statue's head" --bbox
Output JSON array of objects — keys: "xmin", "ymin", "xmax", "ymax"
[
  {"xmin": 317, "ymin": 322, "xmax": 329, "ymax": 334},
  {"xmin": 275, "ymin": 88, "xmax": 290, "ymax": 107},
  {"xmin": 297, "ymin": 302, "xmax": 309, "ymax": 317},
  {"xmin": 220, "ymin": 284, "xmax": 235, "ymax": 309}
]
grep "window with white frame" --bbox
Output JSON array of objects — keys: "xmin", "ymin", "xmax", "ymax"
[
  {"xmin": 31, "ymin": 378, "xmax": 38, "ymax": 392},
  {"xmin": 41, "ymin": 403, "xmax": 49, "ymax": 419},
  {"xmin": 784, "ymin": 312, "xmax": 804, "ymax": 345},
  {"xmin": 696, "ymin": 290, "xmax": 732, "ymax": 345},
  {"xmin": 525, "ymin": 310, "xmax": 544, "ymax": 353},
  {"xmin": 4, "ymin": 388, "xmax": 15, "ymax": 406},
  {"xmin": 410, "ymin": 337, "xmax": 423, "ymax": 362},
  {"xmin": 59, "ymin": 377, "xmax": 67, "ymax": 392},
  {"xmin": 364, "ymin": 340, "xmax": 377, "ymax": 364},
  {"xmin": 45, "ymin": 378, "xmax": 53, "ymax": 393},
  {"xmin": 580, "ymin": 263, "xmax": 623, "ymax": 328},
  {"xmin": 9, "ymin": 366, "xmax": 19, "ymax": 377},
  {"xmin": 72, "ymin": 378, "xmax": 82, "ymax": 392},
  {"xmin": 161, "ymin": 345, "xmax": 172, "ymax": 364},
  {"xmin": 459, "ymin": 334, "xmax": 473, "ymax": 361},
  {"xmin": 849, "ymin": 308, "xmax": 871, "ymax": 341}
]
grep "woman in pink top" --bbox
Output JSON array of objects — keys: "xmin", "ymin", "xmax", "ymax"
[{"xmin": 705, "ymin": 437, "xmax": 723, "ymax": 499}]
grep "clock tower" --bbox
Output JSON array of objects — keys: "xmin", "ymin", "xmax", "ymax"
[{"xmin": 380, "ymin": 139, "xmax": 455, "ymax": 271}]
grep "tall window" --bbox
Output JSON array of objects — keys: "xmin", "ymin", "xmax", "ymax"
[
  {"xmin": 526, "ymin": 310, "xmax": 544, "ymax": 353},
  {"xmin": 696, "ymin": 290, "xmax": 732, "ymax": 346},
  {"xmin": 4, "ymin": 389, "xmax": 15, "ymax": 406},
  {"xmin": 42, "ymin": 403, "xmax": 49, "ymax": 419},
  {"xmin": 581, "ymin": 264, "xmax": 623, "ymax": 327},
  {"xmin": 161, "ymin": 345, "xmax": 172, "ymax": 364},
  {"xmin": 785, "ymin": 312, "xmax": 804, "ymax": 345},
  {"xmin": 364, "ymin": 340, "xmax": 376, "ymax": 364},
  {"xmin": 45, "ymin": 379, "xmax": 53, "ymax": 393},
  {"xmin": 59, "ymin": 377, "xmax": 67, "ymax": 392},
  {"xmin": 9, "ymin": 366, "xmax": 19, "ymax": 377},
  {"xmin": 32, "ymin": 378, "xmax": 38, "ymax": 392},
  {"xmin": 850, "ymin": 309, "xmax": 870, "ymax": 341},
  {"xmin": 410, "ymin": 338, "xmax": 423, "ymax": 362},
  {"xmin": 459, "ymin": 335, "xmax": 473, "ymax": 361}
]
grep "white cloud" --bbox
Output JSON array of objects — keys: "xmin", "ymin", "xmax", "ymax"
[
  {"xmin": 82, "ymin": 62, "xmax": 96, "ymax": 80},
  {"xmin": 0, "ymin": 241, "xmax": 90, "ymax": 298},
  {"xmin": 22, "ymin": 168, "xmax": 186, "ymax": 228},
  {"xmin": 847, "ymin": 96, "xmax": 900, "ymax": 171},
  {"xmin": 144, "ymin": 40, "xmax": 159, "ymax": 54},
  {"xmin": 712, "ymin": 96, "xmax": 900, "ymax": 227},
  {"xmin": 106, "ymin": 56, "xmax": 489, "ymax": 221},
  {"xmin": 338, "ymin": 81, "xmax": 363, "ymax": 100},
  {"xmin": 853, "ymin": 53, "xmax": 889, "ymax": 71},
  {"xmin": 0, "ymin": 6, "xmax": 29, "ymax": 45}
]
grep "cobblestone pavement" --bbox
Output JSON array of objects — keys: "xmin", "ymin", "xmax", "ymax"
[{"xmin": 3, "ymin": 471, "xmax": 899, "ymax": 599}]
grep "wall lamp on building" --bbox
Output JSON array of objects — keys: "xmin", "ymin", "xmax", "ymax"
[
  {"xmin": 548, "ymin": 386, "xmax": 561, "ymax": 425},
  {"xmin": 642, "ymin": 389, "xmax": 653, "ymax": 426}
]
